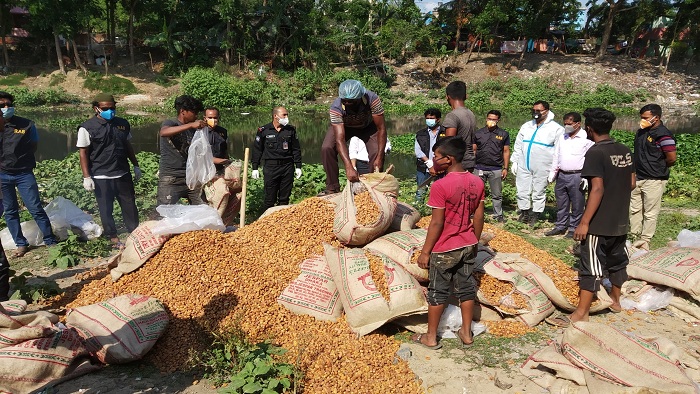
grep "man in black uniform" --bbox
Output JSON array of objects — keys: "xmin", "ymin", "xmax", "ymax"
[
  {"xmin": 251, "ymin": 106, "xmax": 302, "ymax": 212},
  {"xmin": 204, "ymin": 107, "xmax": 231, "ymax": 173},
  {"xmin": 158, "ymin": 95, "xmax": 206, "ymax": 205},
  {"xmin": 0, "ymin": 111, "xmax": 11, "ymax": 301},
  {"xmin": 78, "ymin": 93, "xmax": 141, "ymax": 247},
  {"xmin": 473, "ymin": 109, "xmax": 510, "ymax": 222}
]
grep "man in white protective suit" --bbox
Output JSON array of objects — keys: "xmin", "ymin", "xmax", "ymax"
[{"xmin": 510, "ymin": 100, "xmax": 564, "ymax": 226}]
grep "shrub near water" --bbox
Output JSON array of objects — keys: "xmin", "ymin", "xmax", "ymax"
[{"xmin": 83, "ymin": 72, "xmax": 139, "ymax": 94}]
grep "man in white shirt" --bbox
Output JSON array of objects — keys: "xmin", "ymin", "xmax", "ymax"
[
  {"xmin": 414, "ymin": 108, "xmax": 446, "ymax": 201},
  {"xmin": 349, "ymin": 135, "xmax": 391, "ymax": 175},
  {"xmin": 546, "ymin": 112, "xmax": 594, "ymax": 237}
]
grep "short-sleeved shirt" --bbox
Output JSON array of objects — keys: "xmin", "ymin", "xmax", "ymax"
[
  {"xmin": 329, "ymin": 90, "xmax": 384, "ymax": 130},
  {"xmin": 633, "ymin": 123, "xmax": 676, "ymax": 180},
  {"xmin": 581, "ymin": 139, "xmax": 635, "ymax": 236},
  {"xmin": 159, "ymin": 119, "xmax": 195, "ymax": 178},
  {"xmin": 427, "ymin": 171, "xmax": 485, "ymax": 253},
  {"xmin": 474, "ymin": 126, "xmax": 510, "ymax": 170},
  {"xmin": 442, "ymin": 107, "xmax": 477, "ymax": 170}
]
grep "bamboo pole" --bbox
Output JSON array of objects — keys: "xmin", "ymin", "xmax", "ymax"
[{"xmin": 239, "ymin": 148, "xmax": 250, "ymax": 228}]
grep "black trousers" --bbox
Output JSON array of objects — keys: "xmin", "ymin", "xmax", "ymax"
[
  {"xmin": 94, "ymin": 174, "xmax": 140, "ymax": 239},
  {"xmin": 0, "ymin": 243, "xmax": 8, "ymax": 301},
  {"xmin": 263, "ymin": 161, "xmax": 294, "ymax": 212}
]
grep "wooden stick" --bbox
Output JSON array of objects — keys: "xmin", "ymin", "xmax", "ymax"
[{"xmin": 240, "ymin": 148, "xmax": 250, "ymax": 228}]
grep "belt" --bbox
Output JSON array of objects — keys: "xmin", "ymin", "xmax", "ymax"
[
  {"xmin": 264, "ymin": 159, "xmax": 294, "ymax": 166},
  {"xmin": 559, "ymin": 170, "xmax": 582, "ymax": 174}
]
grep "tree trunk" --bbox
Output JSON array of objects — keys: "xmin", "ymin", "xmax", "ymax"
[
  {"xmin": 453, "ymin": 0, "xmax": 463, "ymax": 54},
  {"xmin": 54, "ymin": 33, "xmax": 66, "ymax": 75},
  {"xmin": 597, "ymin": 0, "xmax": 621, "ymax": 59},
  {"xmin": 224, "ymin": 20, "xmax": 232, "ymax": 65},
  {"xmin": 465, "ymin": 34, "xmax": 480, "ymax": 64},
  {"xmin": 71, "ymin": 39, "xmax": 87, "ymax": 73},
  {"xmin": 46, "ymin": 42, "xmax": 52, "ymax": 65},
  {"xmin": 128, "ymin": 0, "xmax": 135, "ymax": 66},
  {"xmin": 0, "ymin": 4, "xmax": 8, "ymax": 68}
]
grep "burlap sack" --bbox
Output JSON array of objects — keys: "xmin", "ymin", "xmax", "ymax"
[
  {"xmin": 504, "ymin": 254, "xmax": 612, "ymax": 312},
  {"xmin": 0, "ymin": 307, "xmax": 58, "ymax": 349},
  {"xmin": 0, "ymin": 328, "xmax": 100, "ymax": 394},
  {"xmin": 668, "ymin": 292, "xmax": 700, "ymax": 323},
  {"xmin": 363, "ymin": 229, "xmax": 428, "ymax": 282},
  {"xmin": 333, "ymin": 172, "xmax": 398, "ymax": 246},
  {"xmin": 478, "ymin": 257, "xmax": 555, "ymax": 326},
  {"xmin": 325, "ymin": 245, "xmax": 427, "ymax": 336},
  {"xmin": 277, "ymin": 256, "xmax": 343, "ymax": 321},
  {"xmin": 204, "ymin": 161, "xmax": 243, "ymax": 226},
  {"xmin": 110, "ymin": 221, "xmax": 171, "ymax": 281},
  {"xmin": 66, "ymin": 294, "xmax": 169, "ymax": 364},
  {"xmin": 627, "ymin": 247, "xmax": 700, "ymax": 302},
  {"xmin": 389, "ymin": 201, "xmax": 421, "ymax": 232}
]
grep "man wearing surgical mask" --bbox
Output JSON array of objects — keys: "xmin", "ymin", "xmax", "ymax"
[
  {"xmin": 251, "ymin": 106, "xmax": 303, "ymax": 212},
  {"xmin": 545, "ymin": 112, "xmax": 593, "ymax": 238},
  {"xmin": 414, "ymin": 108, "xmax": 446, "ymax": 202},
  {"xmin": 473, "ymin": 110, "xmax": 510, "ymax": 222},
  {"xmin": 510, "ymin": 100, "xmax": 565, "ymax": 226},
  {"xmin": 78, "ymin": 93, "xmax": 140, "ymax": 249},
  {"xmin": 203, "ymin": 107, "xmax": 230, "ymax": 174},
  {"xmin": 630, "ymin": 104, "xmax": 677, "ymax": 250}
]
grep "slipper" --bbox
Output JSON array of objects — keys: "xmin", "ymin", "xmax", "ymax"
[
  {"xmin": 608, "ymin": 305, "xmax": 623, "ymax": 313},
  {"xmin": 457, "ymin": 329, "xmax": 474, "ymax": 348},
  {"xmin": 12, "ymin": 246, "xmax": 29, "ymax": 258},
  {"xmin": 545, "ymin": 313, "xmax": 572, "ymax": 328},
  {"xmin": 412, "ymin": 333, "xmax": 442, "ymax": 350}
]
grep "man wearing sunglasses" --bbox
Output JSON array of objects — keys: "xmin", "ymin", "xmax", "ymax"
[
  {"xmin": 77, "ymin": 93, "xmax": 140, "ymax": 249},
  {"xmin": 0, "ymin": 91, "xmax": 58, "ymax": 258}
]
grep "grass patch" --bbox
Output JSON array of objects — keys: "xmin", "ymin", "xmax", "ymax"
[
  {"xmin": 83, "ymin": 72, "xmax": 138, "ymax": 94},
  {"xmin": 651, "ymin": 208, "xmax": 700, "ymax": 249},
  {"xmin": 154, "ymin": 74, "xmax": 177, "ymax": 87},
  {"xmin": 0, "ymin": 73, "xmax": 26, "ymax": 86},
  {"xmin": 49, "ymin": 73, "xmax": 66, "ymax": 87}
]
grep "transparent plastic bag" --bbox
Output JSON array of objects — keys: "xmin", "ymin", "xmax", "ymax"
[
  {"xmin": 436, "ymin": 304, "xmax": 487, "ymax": 339},
  {"xmin": 151, "ymin": 204, "xmax": 225, "ymax": 236},
  {"xmin": 621, "ymin": 286, "xmax": 674, "ymax": 312},
  {"xmin": 185, "ymin": 129, "xmax": 216, "ymax": 190},
  {"xmin": 678, "ymin": 229, "xmax": 700, "ymax": 248}
]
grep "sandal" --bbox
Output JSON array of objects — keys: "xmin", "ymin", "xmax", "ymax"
[
  {"xmin": 411, "ymin": 333, "xmax": 442, "ymax": 350},
  {"xmin": 545, "ymin": 313, "xmax": 572, "ymax": 328},
  {"xmin": 12, "ymin": 246, "xmax": 29, "ymax": 258}
]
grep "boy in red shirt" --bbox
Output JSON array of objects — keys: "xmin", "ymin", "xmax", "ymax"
[{"xmin": 414, "ymin": 136, "xmax": 485, "ymax": 349}]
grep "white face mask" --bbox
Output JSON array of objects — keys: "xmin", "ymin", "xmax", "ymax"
[{"xmin": 278, "ymin": 117, "xmax": 289, "ymax": 127}]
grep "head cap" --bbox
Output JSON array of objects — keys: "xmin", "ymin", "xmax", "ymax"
[
  {"xmin": 93, "ymin": 93, "xmax": 116, "ymax": 103},
  {"xmin": 338, "ymin": 80, "xmax": 365, "ymax": 99}
]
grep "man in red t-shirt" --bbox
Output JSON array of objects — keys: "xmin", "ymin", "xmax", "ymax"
[{"xmin": 413, "ymin": 136, "xmax": 485, "ymax": 350}]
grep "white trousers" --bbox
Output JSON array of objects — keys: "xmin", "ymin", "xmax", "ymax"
[{"xmin": 516, "ymin": 166, "xmax": 549, "ymax": 213}]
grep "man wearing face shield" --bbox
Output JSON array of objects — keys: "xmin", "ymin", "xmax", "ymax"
[
  {"xmin": 630, "ymin": 104, "xmax": 676, "ymax": 250},
  {"xmin": 78, "ymin": 93, "xmax": 140, "ymax": 248},
  {"xmin": 545, "ymin": 112, "xmax": 593, "ymax": 238},
  {"xmin": 319, "ymin": 79, "xmax": 386, "ymax": 195},
  {"xmin": 510, "ymin": 100, "xmax": 564, "ymax": 226}
]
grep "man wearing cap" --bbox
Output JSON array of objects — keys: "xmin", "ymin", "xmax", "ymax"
[
  {"xmin": 0, "ymin": 91, "xmax": 58, "ymax": 258},
  {"xmin": 78, "ymin": 93, "xmax": 140, "ymax": 248},
  {"xmin": 320, "ymin": 79, "xmax": 386, "ymax": 194}
]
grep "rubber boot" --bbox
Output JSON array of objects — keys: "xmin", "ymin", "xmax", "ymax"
[
  {"xmin": 528, "ymin": 211, "xmax": 540, "ymax": 227},
  {"xmin": 518, "ymin": 209, "xmax": 531, "ymax": 223}
]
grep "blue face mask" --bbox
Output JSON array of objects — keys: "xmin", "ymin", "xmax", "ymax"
[
  {"xmin": 1, "ymin": 107, "xmax": 14, "ymax": 119},
  {"xmin": 98, "ymin": 108, "xmax": 116, "ymax": 121},
  {"xmin": 426, "ymin": 119, "xmax": 437, "ymax": 128}
]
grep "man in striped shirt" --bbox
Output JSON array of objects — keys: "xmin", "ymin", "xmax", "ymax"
[
  {"xmin": 630, "ymin": 104, "xmax": 677, "ymax": 250},
  {"xmin": 319, "ymin": 80, "xmax": 386, "ymax": 194}
]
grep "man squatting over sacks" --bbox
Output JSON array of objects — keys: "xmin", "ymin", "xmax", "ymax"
[
  {"xmin": 78, "ymin": 93, "xmax": 141, "ymax": 249},
  {"xmin": 319, "ymin": 79, "xmax": 386, "ymax": 195},
  {"xmin": 251, "ymin": 106, "xmax": 302, "ymax": 212}
]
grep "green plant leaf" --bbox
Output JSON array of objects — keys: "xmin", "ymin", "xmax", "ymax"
[
  {"xmin": 229, "ymin": 377, "xmax": 246, "ymax": 389},
  {"xmin": 241, "ymin": 382, "xmax": 262, "ymax": 393},
  {"xmin": 279, "ymin": 378, "xmax": 291, "ymax": 389},
  {"xmin": 267, "ymin": 379, "xmax": 279, "ymax": 389},
  {"xmin": 261, "ymin": 389, "xmax": 277, "ymax": 394},
  {"xmin": 252, "ymin": 363, "xmax": 271, "ymax": 377}
]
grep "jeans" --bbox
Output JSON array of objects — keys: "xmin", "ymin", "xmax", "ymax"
[
  {"xmin": 1, "ymin": 171, "xmax": 57, "ymax": 247},
  {"xmin": 415, "ymin": 170, "xmax": 431, "ymax": 201}
]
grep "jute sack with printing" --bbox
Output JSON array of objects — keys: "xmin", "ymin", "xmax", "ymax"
[
  {"xmin": 363, "ymin": 229, "xmax": 428, "ymax": 282},
  {"xmin": 204, "ymin": 161, "xmax": 243, "ymax": 226},
  {"xmin": 277, "ymin": 255, "xmax": 343, "ymax": 321},
  {"xmin": 504, "ymin": 254, "xmax": 612, "ymax": 312},
  {"xmin": 110, "ymin": 221, "xmax": 172, "ymax": 281},
  {"xmin": 478, "ymin": 257, "xmax": 555, "ymax": 327},
  {"xmin": 389, "ymin": 201, "xmax": 421, "ymax": 232},
  {"xmin": 66, "ymin": 294, "xmax": 169, "ymax": 364},
  {"xmin": 333, "ymin": 172, "xmax": 399, "ymax": 246},
  {"xmin": 627, "ymin": 247, "xmax": 700, "ymax": 302},
  {"xmin": 0, "ymin": 301, "xmax": 58, "ymax": 349},
  {"xmin": 325, "ymin": 244, "xmax": 427, "ymax": 336}
]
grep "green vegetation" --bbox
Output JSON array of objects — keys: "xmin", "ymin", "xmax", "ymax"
[
  {"xmin": 48, "ymin": 73, "xmax": 67, "ymax": 87},
  {"xmin": 0, "ymin": 73, "xmax": 26, "ymax": 86},
  {"xmin": 83, "ymin": 72, "xmax": 139, "ymax": 94},
  {"xmin": 47, "ymin": 233, "xmax": 112, "ymax": 269},
  {"xmin": 8, "ymin": 270, "xmax": 62, "ymax": 303},
  {"xmin": 45, "ymin": 114, "xmax": 157, "ymax": 132},
  {"xmin": 190, "ymin": 328, "xmax": 301, "ymax": 393},
  {"xmin": 5, "ymin": 87, "xmax": 78, "ymax": 106}
]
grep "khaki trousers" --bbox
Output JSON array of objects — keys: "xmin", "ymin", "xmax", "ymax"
[{"xmin": 629, "ymin": 179, "xmax": 667, "ymax": 245}]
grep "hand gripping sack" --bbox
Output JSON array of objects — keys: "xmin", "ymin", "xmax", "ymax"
[{"xmin": 186, "ymin": 128, "xmax": 216, "ymax": 190}]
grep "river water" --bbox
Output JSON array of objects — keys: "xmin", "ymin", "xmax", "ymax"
[{"xmin": 26, "ymin": 109, "xmax": 700, "ymax": 180}]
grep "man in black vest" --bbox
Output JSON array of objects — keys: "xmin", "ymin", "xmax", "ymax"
[
  {"xmin": 78, "ymin": 93, "xmax": 140, "ymax": 248},
  {"xmin": 0, "ymin": 91, "xmax": 57, "ymax": 258},
  {"xmin": 414, "ymin": 107, "xmax": 446, "ymax": 202}
]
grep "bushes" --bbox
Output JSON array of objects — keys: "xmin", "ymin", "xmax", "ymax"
[
  {"xmin": 83, "ymin": 72, "xmax": 139, "ymax": 94},
  {"xmin": 5, "ymin": 87, "xmax": 78, "ymax": 106},
  {"xmin": 181, "ymin": 67, "xmax": 265, "ymax": 108}
]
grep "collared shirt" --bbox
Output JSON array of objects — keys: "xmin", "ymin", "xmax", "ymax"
[
  {"xmin": 414, "ymin": 126, "xmax": 441, "ymax": 161},
  {"xmin": 550, "ymin": 130, "xmax": 594, "ymax": 173}
]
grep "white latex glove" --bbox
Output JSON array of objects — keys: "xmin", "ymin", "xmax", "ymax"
[
  {"xmin": 580, "ymin": 178, "xmax": 589, "ymax": 191},
  {"xmin": 251, "ymin": 170, "xmax": 260, "ymax": 179},
  {"xmin": 295, "ymin": 168, "xmax": 302, "ymax": 179},
  {"xmin": 83, "ymin": 177, "xmax": 95, "ymax": 192},
  {"xmin": 547, "ymin": 171, "xmax": 556, "ymax": 183},
  {"xmin": 133, "ymin": 166, "xmax": 142, "ymax": 181},
  {"xmin": 425, "ymin": 159, "xmax": 434, "ymax": 169},
  {"xmin": 510, "ymin": 162, "xmax": 518, "ymax": 176}
]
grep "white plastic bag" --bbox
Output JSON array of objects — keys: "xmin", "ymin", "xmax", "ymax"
[
  {"xmin": 151, "ymin": 204, "xmax": 225, "ymax": 236},
  {"xmin": 677, "ymin": 229, "xmax": 700, "ymax": 248},
  {"xmin": 185, "ymin": 128, "xmax": 216, "ymax": 190},
  {"xmin": 436, "ymin": 304, "xmax": 487, "ymax": 339},
  {"xmin": 621, "ymin": 286, "xmax": 674, "ymax": 312}
]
